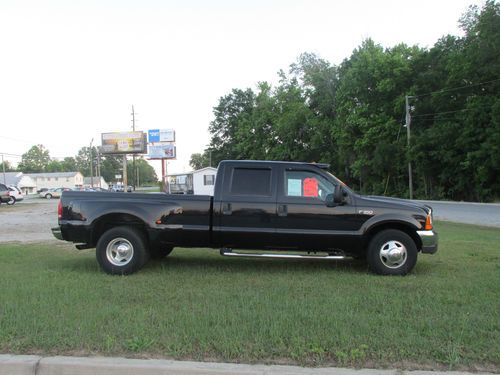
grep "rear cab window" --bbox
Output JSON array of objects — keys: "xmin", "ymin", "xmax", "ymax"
[
  {"xmin": 230, "ymin": 168, "xmax": 272, "ymax": 196},
  {"xmin": 218, "ymin": 162, "xmax": 277, "ymax": 202}
]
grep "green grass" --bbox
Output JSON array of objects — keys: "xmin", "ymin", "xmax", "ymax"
[{"xmin": 0, "ymin": 222, "xmax": 498, "ymax": 370}]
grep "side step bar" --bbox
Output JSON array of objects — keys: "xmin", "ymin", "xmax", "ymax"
[{"xmin": 220, "ymin": 248, "xmax": 345, "ymax": 260}]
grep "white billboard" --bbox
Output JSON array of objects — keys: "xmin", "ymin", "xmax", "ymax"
[{"xmin": 148, "ymin": 144, "xmax": 176, "ymax": 159}]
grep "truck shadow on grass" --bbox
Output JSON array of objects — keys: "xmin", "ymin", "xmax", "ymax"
[
  {"xmin": 58, "ymin": 248, "xmax": 438, "ymax": 276},
  {"xmin": 144, "ymin": 251, "xmax": 370, "ymax": 275}
]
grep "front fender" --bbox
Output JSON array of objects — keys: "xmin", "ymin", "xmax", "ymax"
[{"xmin": 360, "ymin": 213, "xmax": 423, "ymax": 235}]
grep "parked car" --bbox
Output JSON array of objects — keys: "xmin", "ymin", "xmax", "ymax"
[
  {"xmin": 37, "ymin": 188, "xmax": 49, "ymax": 194},
  {"xmin": 7, "ymin": 186, "xmax": 24, "ymax": 205},
  {"xmin": 40, "ymin": 187, "xmax": 69, "ymax": 199},
  {"xmin": 53, "ymin": 160, "xmax": 438, "ymax": 276},
  {"xmin": 0, "ymin": 183, "xmax": 10, "ymax": 204},
  {"xmin": 109, "ymin": 184, "xmax": 125, "ymax": 192}
]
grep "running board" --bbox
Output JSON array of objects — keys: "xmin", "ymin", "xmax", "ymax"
[{"xmin": 220, "ymin": 249, "xmax": 345, "ymax": 260}]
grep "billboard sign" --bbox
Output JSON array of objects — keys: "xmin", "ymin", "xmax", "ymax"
[
  {"xmin": 101, "ymin": 131, "xmax": 147, "ymax": 154},
  {"xmin": 148, "ymin": 129, "xmax": 175, "ymax": 143},
  {"xmin": 148, "ymin": 144, "xmax": 176, "ymax": 159}
]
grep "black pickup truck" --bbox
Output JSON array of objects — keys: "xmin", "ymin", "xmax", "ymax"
[{"xmin": 52, "ymin": 160, "xmax": 437, "ymax": 275}]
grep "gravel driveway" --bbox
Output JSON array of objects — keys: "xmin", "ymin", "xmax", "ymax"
[{"xmin": 0, "ymin": 197, "xmax": 58, "ymax": 243}]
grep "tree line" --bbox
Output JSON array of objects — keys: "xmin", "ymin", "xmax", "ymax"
[
  {"xmin": 1, "ymin": 144, "xmax": 158, "ymax": 185},
  {"xmin": 191, "ymin": 1, "xmax": 499, "ymax": 201}
]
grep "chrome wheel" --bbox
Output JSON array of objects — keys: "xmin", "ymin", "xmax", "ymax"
[
  {"xmin": 379, "ymin": 240, "xmax": 407, "ymax": 269},
  {"xmin": 106, "ymin": 237, "xmax": 134, "ymax": 266}
]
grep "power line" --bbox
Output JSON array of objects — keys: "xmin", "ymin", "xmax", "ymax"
[
  {"xmin": 412, "ymin": 108, "xmax": 472, "ymax": 118},
  {"xmin": 412, "ymin": 117, "xmax": 465, "ymax": 123},
  {"xmin": 411, "ymin": 78, "xmax": 500, "ymax": 99},
  {"xmin": 411, "ymin": 102, "xmax": 495, "ymax": 118},
  {"xmin": 0, "ymin": 152, "xmax": 22, "ymax": 158}
]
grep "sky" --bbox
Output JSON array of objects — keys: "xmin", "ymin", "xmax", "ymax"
[{"xmin": 0, "ymin": 0, "xmax": 486, "ymax": 178}]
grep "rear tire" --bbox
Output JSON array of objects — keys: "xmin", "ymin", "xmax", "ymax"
[
  {"xmin": 7, "ymin": 197, "xmax": 16, "ymax": 205},
  {"xmin": 96, "ymin": 226, "xmax": 149, "ymax": 275},
  {"xmin": 367, "ymin": 229, "xmax": 417, "ymax": 275},
  {"xmin": 45, "ymin": 194, "xmax": 52, "ymax": 199}
]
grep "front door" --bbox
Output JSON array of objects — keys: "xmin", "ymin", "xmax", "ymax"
[{"xmin": 274, "ymin": 166, "xmax": 357, "ymax": 251}]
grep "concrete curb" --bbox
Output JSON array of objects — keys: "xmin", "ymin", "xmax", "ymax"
[
  {"xmin": 0, "ymin": 355, "xmax": 496, "ymax": 375},
  {"xmin": 0, "ymin": 355, "xmax": 40, "ymax": 375}
]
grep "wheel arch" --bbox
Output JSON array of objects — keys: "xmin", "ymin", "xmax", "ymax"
[
  {"xmin": 91, "ymin": 213, "xmax": 149, "ymax": 247},
  {"xmin": 365, "ymin": 221, "xmax": 422, "ymax": 251}
]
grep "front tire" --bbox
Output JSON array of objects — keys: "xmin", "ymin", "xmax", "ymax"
[
  {"xmin": 96, "ymin": 226, "xmax": 149, "ymax": 275},
  {"xmin": 367, "ymin": 229, "xmax": 417, "ymax": 275},
  {"xmin": 7, "ymin": 197, "xmax": 16, "ymax": 205},
  {"xmin": 45, "ymin": 194, "xmax": 52, "ymax": 199}
]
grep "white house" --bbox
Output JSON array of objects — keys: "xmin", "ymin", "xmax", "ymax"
[
  {"xmin": 167, "ymin": 167, "xmax": 217, "ymax": 195},
  {"xmin": 192, "ymin": 167, "xmax": 217, "ymax": 195},
  {"xmin": 1, "ymin": 172, "xmax": 37, "ymax": 194},
  {"xmin": 27, "ymin": 172, "xmax": 84, "ymax": 190}
]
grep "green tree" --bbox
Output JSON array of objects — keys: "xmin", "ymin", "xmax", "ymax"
[
  {"xmin": 100, "ymin": 155, "xmax": 122, "ymax": 184},
  {"xmin": 18, "ymin": 145, "xmax": 51, "ymax": 173},
  {"xmin": 127, "ymin": 158, "xmax": 157, "ymax": 186},
  {"xmin": 334, "ymin": 40, "xmax": 422, "ymax": 194},
  {"xmin": 0, "ymin": 160, "xmax": 15, "ymax": 172},
  {"xmin": 75, "ymin": 146, "xmax": 98, "ymax": 176},
  {"xmin": 189, "ymin": 152, "xmax": 211, "ymax": 170},
  {"xmin": 45, "ymin": 160, "xmax": 64, "ymax": 172},
  {"xmin": 60, "ymin": 157, "xmax": 77, "ymax": 172},
  {"xmin": 207, "ymin": 88, "xmax": 256, "ymax": 165},
  {"xmin": 203, "ymin": 1, "xmax": 500, "ymax": 201}
]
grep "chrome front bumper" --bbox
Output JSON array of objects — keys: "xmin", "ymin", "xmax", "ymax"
[{"xmin": 416, "ymin": 230, "xmax": 438, "ymax": 254}]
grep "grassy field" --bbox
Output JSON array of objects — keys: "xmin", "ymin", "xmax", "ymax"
[{"xmin": 0, "ymin": 221, "xmax": 498, "ymax": 370}]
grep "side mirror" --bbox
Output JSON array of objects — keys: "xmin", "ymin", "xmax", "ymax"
[{"xmin": 325, "ymin": 185, "xmax": 343, "ymax": 207}]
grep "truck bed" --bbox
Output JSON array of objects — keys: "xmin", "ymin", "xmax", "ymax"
[{"xmin": 59, "ymin": 191, "xmax": 213, "ymax": 247}]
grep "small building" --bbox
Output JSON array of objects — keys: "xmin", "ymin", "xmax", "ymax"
[
  {"xmin": 0, "ymin": 172, "xmax": 37, "ymax": 194},
  {"xmin": 192, "ymin": 167, "xmax": 217, "ymax": 195},
  {"xmin": 167, "ymin": 167, "xmax": 217, "ymax": 195},
  {"xmin": 83, "ymin": 176, "xmax": 109, "ymax": 190},
  {"xmin": 27, "ymin": 172, "xmax": 84, "ymax": 190}
]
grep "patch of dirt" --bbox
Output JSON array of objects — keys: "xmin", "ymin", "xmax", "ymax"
[{"xmin": 0, "ymin": 198, "xmax": 59, "ymax": 243}]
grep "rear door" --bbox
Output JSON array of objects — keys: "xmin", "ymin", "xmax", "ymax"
[{"xmin": 214, "ymin": 162, "xmax": 278, "ymax": 249}]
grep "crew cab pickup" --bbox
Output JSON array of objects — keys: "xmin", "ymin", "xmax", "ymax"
[{"xmin": 52, "ymin": 160, "xmax": 438, "ymax": 275}]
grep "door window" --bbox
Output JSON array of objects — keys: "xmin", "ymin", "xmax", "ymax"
[
  {"xmin": 230, "ymin": 168, "xmax": 271, "ymax": 196},
  {"xmin": 285, "ymin": 170, "xmax": 334, "ymax": 201}
]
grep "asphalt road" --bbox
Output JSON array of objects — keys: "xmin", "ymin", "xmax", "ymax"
[{"xmin": 416, "ymin": 200, "xmax": 500, "ymax": 227}]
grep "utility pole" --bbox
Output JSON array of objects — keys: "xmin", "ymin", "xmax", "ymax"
[
  {"xmin": 131, "ymin": 105, "xmax": 136, "ymax": 191},
  {"xmin": 405, "ymin": 95, "xmax": 413, "ymax": 200},
  {"xmin": 1, "ymin": 154, "xmax": 6, "ymax": 184},
  {"xmin": 96, "ymin": 147, "xmax": 101, "ymax": 188},
  {"xmin": 89, "ymin": 138, "xmax": 94, "ymax": 188},
  {"xmin": 123, "ymin": 155, "xmax": 128, "ymax": 188}
]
